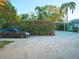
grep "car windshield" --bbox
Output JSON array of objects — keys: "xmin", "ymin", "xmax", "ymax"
[{"xmin": 0, "ymin": 28, "xmax": 19, "ymax": 32}]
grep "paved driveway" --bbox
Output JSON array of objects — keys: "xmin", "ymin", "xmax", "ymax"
[{"xmin": 0, "ymin": 31, "xmax": 79, "ymax": 59}]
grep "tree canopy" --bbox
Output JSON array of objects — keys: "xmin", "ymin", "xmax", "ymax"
[
  {"xmin": 0, "ymin": 0, "xmax": 17, "ymax": 22},
  {"xmin": 60, "ymin": 2, "xmax": 76, "ymax": 31}
]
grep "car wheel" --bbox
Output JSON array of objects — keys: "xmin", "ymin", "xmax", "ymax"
[{"xmin": 0, "ymin": 35, "xmax": 2, "ymax": 38}]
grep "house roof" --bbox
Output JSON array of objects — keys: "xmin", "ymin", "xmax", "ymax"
[{"xmin": 69, "ymin": 19, "xmax": 79, "ymax": 24}]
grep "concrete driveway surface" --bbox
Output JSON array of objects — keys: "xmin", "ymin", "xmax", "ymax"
[{"xmin": 0, "ymin": 31, "xmax": 79, "ymax": 59}]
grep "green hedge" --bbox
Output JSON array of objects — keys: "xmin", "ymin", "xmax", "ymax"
[
  {"xmin": 2, "ymin": 20, "xmax": 55, "ymax": 35},
  {"xmin": 55, "ymin": 23, "xmax": 67, "ymax": 31}
]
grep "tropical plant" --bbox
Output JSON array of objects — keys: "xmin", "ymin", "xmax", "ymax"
[
  {"xmin": 35, "ymin": 6, "xmax": 47, "ymax": 20},
  {"xmin": 21, "ymin": 14, "xmax": 29, "ymax": 21},
  {"xmin": 60, "ymin": 2, "xmax": 76, "ymax": 31},
  {"xmin": 30, "ymin": 13, "xmax": 37, "ymax": 20}
]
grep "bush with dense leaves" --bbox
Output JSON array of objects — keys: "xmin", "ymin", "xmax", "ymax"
[
  {"xmin": 18, "ymin": 20, "xmax": 55, "ymax": 35},
  {"xmin": 2, "ymin": 22, "xmax": 18, "ymax": 29},
  {"xmin": 1, "ymin": 21, "xmax": 55, "ymax": 35},
  {"xmin": 25, "ymin": 21, "xmax": 53, "ymax": 35}
]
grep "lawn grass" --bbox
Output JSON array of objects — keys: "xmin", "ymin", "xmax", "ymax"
[{"xmin": 0, "ymin": 40, "xmax": 14, "ymax": 48}]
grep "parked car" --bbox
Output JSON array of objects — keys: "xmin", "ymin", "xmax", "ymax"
[{"xmin": 0, "ymin": 28, "xmax": 31, "ymax": 38}]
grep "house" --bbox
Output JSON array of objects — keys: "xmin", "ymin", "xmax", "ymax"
[{"xmin": 68, "ymin": 19, "xmax": 79, "ymax": 32}]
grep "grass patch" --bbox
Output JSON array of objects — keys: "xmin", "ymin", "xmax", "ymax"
[{"xmin": 0, "ymin": 40, "xmax": 14, "ymax": 48}]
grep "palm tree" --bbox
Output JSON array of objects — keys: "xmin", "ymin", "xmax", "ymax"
[
  {"xmin": 30, "ymin": 14, "xmax": 37, "ymax": 20},
  {"xmin": 60, "ymin": 2, "xmax": 76, "ymax": 31},
  {"xmin": 21, "ymin": 14, "xmax": 29, "ymax": 20},
  {"xmin": 35, "ymin": 6, "xmax": 47, "ymax": 20}
]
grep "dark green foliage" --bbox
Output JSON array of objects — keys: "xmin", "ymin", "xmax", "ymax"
[
  {"xmin": 21, "ymin": 14, "xmax": 29, "ymax": 20},
  {"xmin": 35, "ymin": 6, "xmax": 48, "ymax": 20},
  {"xmin": 2, "ymin": 22, "xmax": 18, "ymax": 29},
  {"xmin": 55, "ymin": 23, "xmax": 67, "ymax": 31}
]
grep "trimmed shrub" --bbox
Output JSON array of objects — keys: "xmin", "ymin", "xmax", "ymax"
[
  {"xmin": 18, "ymin": 20, "xmax": 55, "ymax": 35},
  {"xmin": 1, "ymin": 20, "xmax": 55, "ymax": 35},
  {"xmin": 55, "ymin": 23, "xmax": 67, "ymax": 31}
]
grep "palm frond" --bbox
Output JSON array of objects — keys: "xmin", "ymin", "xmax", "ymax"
[{"xmin": 69, "ymin": 2, "xmax": 76, "ymax": 13}]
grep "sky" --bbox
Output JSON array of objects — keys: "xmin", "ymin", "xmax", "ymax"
[{"xmin": 10, "ymin": 0, "xmax": 79, "ymax": 21}]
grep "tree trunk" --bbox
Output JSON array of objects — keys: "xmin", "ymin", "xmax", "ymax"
[
  {"xmin": 66, "ymin": 10, "xmax": 68, "ymax": 31},
  {"xmin": 64, "ymin": 22, "xmax": 66, "ymax": 31},
  {"xmin": 65, "ymin": 8, "xmax": 68, "ymax": 31}
]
